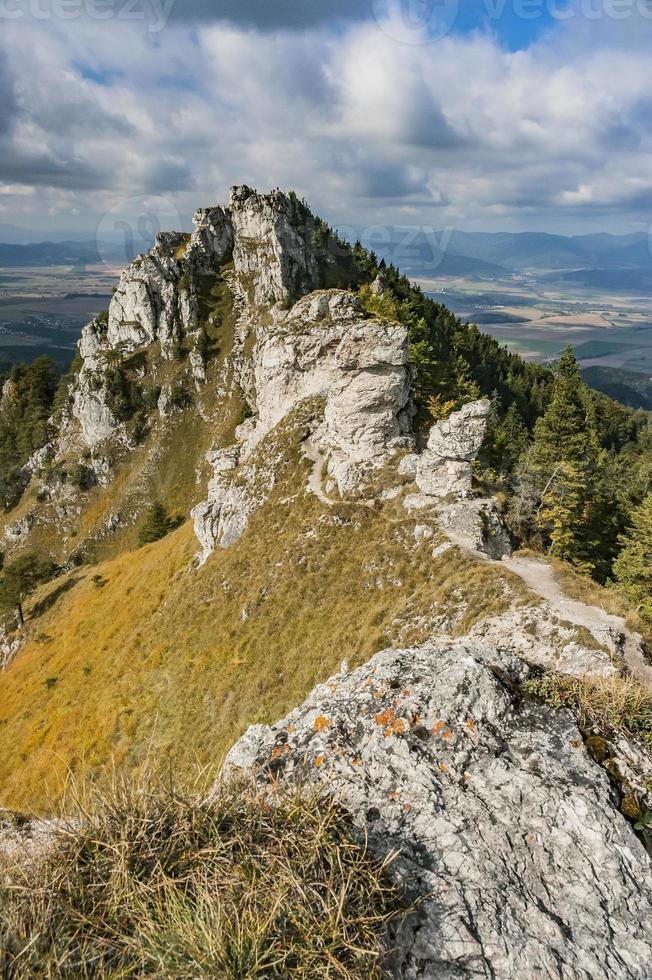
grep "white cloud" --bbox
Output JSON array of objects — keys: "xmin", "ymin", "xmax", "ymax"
[{"xmin": 0, "ymin": 11, "xmax": 650, "ymax": 236}]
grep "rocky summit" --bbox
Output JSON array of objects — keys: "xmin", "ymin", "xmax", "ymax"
[{"xmin": 0, "ymin": 187, "xmax": 651, "ymax": 978}]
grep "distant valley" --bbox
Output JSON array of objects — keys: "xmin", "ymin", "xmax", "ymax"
[{"xmin": 0, "ymin": 228, "xmax": 651, "ymax": 407}]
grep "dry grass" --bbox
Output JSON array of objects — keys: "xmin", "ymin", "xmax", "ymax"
[
  {"xmin": 524, "ymin": 672, "xmax": 652, "ymax": 742},
  {"xmin": 0, "ymin": 411, "xmax": 535, "ymax": 813},
  {"xmin": 0, "ymin": 772, "xmax": 405, "ymax": 978}
]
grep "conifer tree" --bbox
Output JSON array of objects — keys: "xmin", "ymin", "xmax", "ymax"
[
  {"xmin": 517, "ymin": 347, "xmax": 598, "ymax": 567},
  {"xmin": 614, "ymin": 493, "xmax": 652, "ymax": 620},
  {"xmin": 0, "ymin": 553, "xmax": 57, "ymax": 627},
  {"xmin": 529, "ymin": 346, "xmax": 593, "ymax": 471},
  {"xmin": 139, "ymin": 502, "xmax": 174, "ymax": 546}
]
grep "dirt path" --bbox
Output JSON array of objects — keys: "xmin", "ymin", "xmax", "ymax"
[
  {"xmin": 302, "ymin": 439, "xmax": 375, "ymax": 511},
  {"xmin": 501, "ymin": 554, "xmax": 652, "ymax": 688}
]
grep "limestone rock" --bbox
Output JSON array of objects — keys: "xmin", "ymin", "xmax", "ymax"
[
  {"xmin": 409, "ymin": 399, "xmax": 492, "ymax": 500},
  {"xmin": 191, "ymin": 446, "xmax": 244, "ymax": 559},
  {"xmin": 192, "ymin": 290, "xmax": 413, "ymax": 555},
  {"xmin": 438, "ymin": 498, "xmax": 512, "ymax": 559},
  {"xmin": 225, "ymin": 640, "xmax": 652, "ymax": 979},
  {"xmin": 248, "ymin": 290, "xmax": 412, "ymax": 494},
  {"xmin": 72, "ymin": 390, "xmax": 113, "ymax": 453},
  {"xmin": 230, "ymin": 185, "xmax": 321, "ymax": 307},
  {"xmin": 186, "ymin": 206, "xmax": 233, "ymax": 276}
]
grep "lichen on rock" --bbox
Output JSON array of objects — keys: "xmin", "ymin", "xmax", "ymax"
[{"xmin": 226, "ymin": 639, "xmax": 652, "ymax": 979}]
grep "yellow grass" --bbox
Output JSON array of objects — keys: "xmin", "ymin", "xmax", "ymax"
[{"xmin": 0, "ymin": 429, "xmax": 529, "ymax": 813}]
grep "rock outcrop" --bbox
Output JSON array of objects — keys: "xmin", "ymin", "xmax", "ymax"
[
  {"xmin": 226, "ymin": 640, "xmax": 652, "ymax": 979},
  {"xmin": 192, "ymin": 290, "xmax": 413, "ymax": 554},
  {"xmin": 230, "ymin": 185, "xmax": 321, "ymax": 307},
  {"xmin": 402, "ymin": 399, "xmax": 492, "ymax": 501}
]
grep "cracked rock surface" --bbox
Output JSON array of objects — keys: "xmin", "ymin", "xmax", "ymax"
[{"xmin": 225, "ymin": 640, "xmax": 652, "ymax": 979}]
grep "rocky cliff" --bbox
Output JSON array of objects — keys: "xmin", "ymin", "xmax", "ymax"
[{"xmin": 0, "ymin": 186, "xmax": 650, "ymax": 978}]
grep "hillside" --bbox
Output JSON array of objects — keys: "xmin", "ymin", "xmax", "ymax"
[{"xmin": 0, "ymin": 186, "xmax": 651, "ymax": 976}]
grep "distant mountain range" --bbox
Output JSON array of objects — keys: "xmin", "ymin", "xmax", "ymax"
[
  {"xmin": 361, "ymin": 228, "xmax": 652, "ymax": 282},
  {"xmin": 435, "ymin": 230, "xmax": 652, "ymax": 272},
  {"xmin": 1, "ymin": 228, "xmax": 651, "ymax": 289},
  {"xmin": 0, "ymin": 241, "xmax": 103, "ymax": 267}
]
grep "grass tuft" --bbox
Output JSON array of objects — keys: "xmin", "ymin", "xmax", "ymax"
[
  {"xmin": 0, "ymin": 772, "xmax": 406, "ymax": 978},
  {"xmin": 524, "ymin": 672, "xmax": 652, "ymax": 743}
]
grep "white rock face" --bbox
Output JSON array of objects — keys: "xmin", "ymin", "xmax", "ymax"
[
  {"xmin": 191, "ymin": 447, "xmax": 251, "ymax": 560},
  {"xmin": 186, "ymin": 206, "xmax": 233, "ymax": 276},
  {"xmin": 250, "ymin": 291, "xmax": 412, "ymax": 492},
  {"xmin": 230, "ymin": 185, "xmax": 320, "ymax": 307},
  {"xmin": 226, "ymin": 640, "xmax": 652, "ymax": 980},
  {"xmin": 437, "ymin": 498, "xmax": 512, "ymax": 559},
  {"xmin": 192, "ymin": 290, "xmax": 413, "ymax": 554},
  {"xmin": 403, "ymin": 399, "xmax": 492, "ymax": 500}
]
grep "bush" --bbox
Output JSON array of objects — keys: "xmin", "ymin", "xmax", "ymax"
[{"xmin": 0, "ymin": 776, "xmax": 405, "ymax": 978}]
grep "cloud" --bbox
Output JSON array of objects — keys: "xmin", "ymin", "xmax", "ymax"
[
  {"xmin": 0, "ymin": 11, "xmax": 651, "ymax": 236},
  {"xmin": 165, "ymin": 0, "xmax": 369, "ymax": 30},
  {"xmin": 0, "ymin": 53, "xmax": 18, "ymax": 136}
]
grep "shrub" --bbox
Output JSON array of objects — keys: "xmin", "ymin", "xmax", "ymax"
[{"xmin": 0, "ymin": 776, "xmax": 405, "ymax": 978}]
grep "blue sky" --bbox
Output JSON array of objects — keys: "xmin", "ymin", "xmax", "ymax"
[{"xmin": 0, "ymin": 0, "xmax": 651, "ymax": 239}]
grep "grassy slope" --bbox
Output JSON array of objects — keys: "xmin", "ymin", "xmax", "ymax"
[
  {"xmin": 0, "ymin": 423, "xmax": 530, "ymax": 813},
  {"xmin": 0, "ymin": 274, "xmax": 240, "ymax": 567}
]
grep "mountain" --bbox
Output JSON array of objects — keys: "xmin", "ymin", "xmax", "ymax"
[
  {"xmin": 0, "ymin": 240, "xmax": 102, "ymax": 267},
  {"xmin": 370, "ymin": 235, "xmax": 508, "ymax": 278},
  {"xmin": 425, "ymin": 229, "xmax": 652, "ymax": 272},
  {"xmin": 0, "ymin": 186, "xmax": 651, "ymax": 977},
  {"xmin": 581, "ymin": 365, "xmax": 652, "ymax": 410},
  {"xmin": 555, "ymin": 267, "xmax": 652, "ymax": 292}
]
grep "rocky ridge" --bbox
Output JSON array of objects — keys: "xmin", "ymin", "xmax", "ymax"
[
  {"xmin": 226, "ymin": 641, "xmax": 652, "ymax": 979},
  {"xmin": 0, "ymin": 186, "xmax": 651, "ymax": 976}
]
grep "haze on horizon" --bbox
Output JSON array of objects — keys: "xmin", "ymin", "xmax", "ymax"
[{"xmin": 1, "ymin": 0, "xmax": 651, "ymax": 242}]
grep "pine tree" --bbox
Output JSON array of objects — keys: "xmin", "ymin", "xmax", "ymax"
[
  {"xmin": 613, "ymin": 494, "xmax": 652, "ymax": 620},
  {"xmin": 537, "ymin": 461, "xmax": 590, "ymax": 567},
  {"xmin": 529, "ymin": 347, "xmax": 594, "ymax": 472},
  {"xmin": 139, "ymin": 502, "xmax": 174, "ymax": 546},
  {"xmin": 517, "ymin": 347, "xmax": 598, "ymax": 565},
  {"xmin": 0, "ymin": 553, "xmax": 57, "ymax": 627}
]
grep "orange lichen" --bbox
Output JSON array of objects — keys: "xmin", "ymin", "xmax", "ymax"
[
  {"xmin": 313, "ymin": 715, "xmax": 330, "ymax": 732},
  {"xmin": 441, "ymin": 730, "xmax": 453, "ymax": 741},
  {"xmin": 438, "ymin": 762, "xmax": 448, "ymax": 773},
  {"xmin": 375, "ymin": 708, "xmax": 396, "ymax": 727},
  {"xmin": 465, "ymin": 719, "xmax": 476, "ymax": 732},
  {"xmin": 431, "ymin": 721, "xmax": 445, "ymax": 735},
  {"xmin": 375, "ymin": 707, "xmax": 406, "ymax": 737},
  {"xmin": 351, "ymin": 757, "xmax": 361, "ymax": 766},
  {"xmin": 384, "ymin": 718, "xmax": 406, "ymax": 737},
  {"xmin": 315, "ymin": 755, "xmax": 325, "ymax": 768}
]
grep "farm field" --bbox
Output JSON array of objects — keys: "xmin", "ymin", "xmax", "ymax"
[
  {"xmin": 420, "ymin": 272, "xmax": 652, "ymax": 374},
  {"xmin": 0, "ymin": 264, "xmax": 118, "ymax": 367}
]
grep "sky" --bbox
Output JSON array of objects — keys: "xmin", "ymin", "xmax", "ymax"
[{"xmin": 1, "ymin": 0, "xmax": 652, "ymax": 243}]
